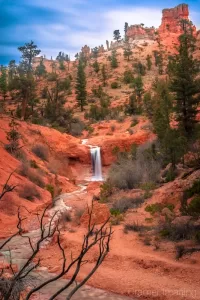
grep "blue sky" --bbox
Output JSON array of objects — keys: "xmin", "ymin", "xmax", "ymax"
[{"xmin": 0, "ymin": 0, "xmax": 200, "ymax": 65}]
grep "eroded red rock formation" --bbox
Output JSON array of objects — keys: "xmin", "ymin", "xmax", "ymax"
[
  {"xmin": 126, "ymin": 25, "xmax": 155, "ymax": 40},
  {"xmin": 158, "ymin": 3, "xmax": 195, "ymax": 34}
]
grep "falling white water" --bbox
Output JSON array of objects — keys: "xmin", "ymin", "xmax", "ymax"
[{"xmin": 90, "ymin": 147, "xmax": 103, "ymax": 181}]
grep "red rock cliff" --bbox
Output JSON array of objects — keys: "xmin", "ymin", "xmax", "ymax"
[{"xmin": 158, "ymin": 3, "xmax": 189, "ymax": 34}]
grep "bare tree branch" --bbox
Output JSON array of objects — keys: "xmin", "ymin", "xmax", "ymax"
[{"xmin": 0, "ymin": 199, "xmax": 112, "ymax": 300}]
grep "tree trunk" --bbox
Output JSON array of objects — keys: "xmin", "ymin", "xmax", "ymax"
[{"xmin": 21, "ymin": 91, "xmax": 28, "ymax": 120}]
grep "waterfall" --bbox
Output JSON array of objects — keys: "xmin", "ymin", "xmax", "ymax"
[{"xmin": 90, "ymin": 147, "xmax": 103, "ymax": 181}]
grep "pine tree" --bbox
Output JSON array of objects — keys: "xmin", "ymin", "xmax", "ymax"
[
  {"xmin": 93, "ymin": 61, "xmax": 100, "ymax": 73},
  {"xmin": 143, "ymin": 92, "xmax": 153, "ymax": 118},
  {"xmin": 35, "ymin": 58, "xmax": 47, "ymax": 77},
  {"xmin": 59, "ymin": 60, "xmax": 65, "ymax": 70},
  {"xmin": 113, "ymin": 30, "xmax": 121, "ymax": 42},
  {"xmin": 132, "ymin": 76, "xmax": 144, "ymax": 102},
  {"xmin": 76, "ymin": 60, "xmax": 87, "ymax": 111},
  {"xmin": 111, "ymin": 50, "xmax": 118, "ymax": 68},
  {"xmin": 8, "ymin": 60, "xmax": 17, "ymax": 83},
  {"xmin": 18, "ymin": 41, "xmax": 41, "ymax": 73},
  {"xmin": 152, "ymin": 79, "xmax": 186, "ymax": 168},
  {"xmin": 101, "ymin": 64, "xmax": 107, "ymax": 87},
  {"xmin": 92, "ymin": 47, "xmax": 99, "ymax": 59},
  {"xmin": 125, "ymin": 93, "xmax": 137, "ymax": 115},
  {"xmin": 133, "ymin": 62, "xmax": 146, "ymax": 76},
  {"xmin": 0, "ymin": 67, "xmax": 8, "ymax": 101},
  {"xmin": 17, "ymin": 41, "xmax": 41, "ymax": 119},
  {"xmin": 146, "ymin": 55, "xmax": 152, "ymax": 70},
  {"xmin": 170, "ymin": 20, "xmax": 200, "ymax": 136},
  {"xmin": 123, "ymin": 42, "xmax": 132, "ymax": 61},
  {"xmin": 5, "ymin": 117, "xmax": 21, "ymax": 153}
]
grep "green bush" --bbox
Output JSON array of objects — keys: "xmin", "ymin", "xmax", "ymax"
[
  {"xmin": 181, "ymin": 180, "xmax": 200, "ymax": 216},
  {"xmin": 145, "ymin": 203, "xmax": 162, "ymax": 215},
  {"xmin": 85, "ymin": 125, "xmax": 94, "ymax": 134},
  {"xmin": 187, "ymin": 196, "xmax": 200, "ymax": 216},
  {"xmin": 130, "ymin": 119, "xmax": 138, "ymax": 127},
  {"xmin": 111, "ymin": 82, "xmax": 119, "ymax": 89},
  {"xmin": 100, "ymin": 181, "xmax": 113, "ymax": 202},
  {"xmin": 123, "ymin": 70, "xmax": 134, "ymax": 84},
  {"xmin": 165, "ymin": 168, "xmax": 177, "ymax": 182},
  {"xmin": 184, "ymin": 180, "xmax": 200, "ymax": 199},
  {"xmin": 30, "ymin": 160, "xmax": 39, "ymax": 169},
  {"xmin": 47, "ymin": 73, "xmax": 58, "ymax": 81},
  {"xmin": 46, "ymin": 184, "xmax": 55, "ymax": 198},
  {"xmin": 110, "ymin": 208, "xmax": 121, "ymax": 216}
]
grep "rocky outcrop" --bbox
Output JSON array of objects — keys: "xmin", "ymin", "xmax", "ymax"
[
  {"xmin": 127, "ymin": 25, "xmax": 155, "ymax": 40},
  {"xmin": 158, "ymin": 3, "xmax": 196, "ymax": 34}
]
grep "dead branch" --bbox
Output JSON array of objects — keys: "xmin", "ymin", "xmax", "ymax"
[{"xmin": 0, "ymin": 171, "xmax": 17, "ymax": 201}]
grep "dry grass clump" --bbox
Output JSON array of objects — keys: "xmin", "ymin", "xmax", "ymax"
[
  {"xmin": 18, "ymin": 183, "xmax": 41, "ymax": 201},
  {"xmin": 18, "ymin": 162, "xmax": 45, "ymax": 188},
  {"xmin": 32, "ymin": 144, "xmax": 49, "ymax": 161}
]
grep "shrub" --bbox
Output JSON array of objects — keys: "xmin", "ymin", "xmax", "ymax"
[
  {"xmin": 187, "ymin": 196, "xmax": 200, "ymax": 216},
  {"xmin": 75, "ymin": 207, "xmax": 85, "ymax": 225},
  {"xmin": 183, "ymin": 180, "xmax": 200, "ymax": 200},
  {"xmin": 46, "ymin": 184, "xmax": 54, "ymax": 198},
  {"xmin": 100, "ymin": 181, "xmax": 113, "ymax": 202},
  {"xmin": 140, "ymin": 182, "xmax": 156, "ymax": 199},
  {"xmin": 32, "ymin": 144, "xmax": 49, "ymax": 161},
  {"xmin": 30, "ymin": 160, "xmax": 39, "ymax": 169},
  {"xmin": 18, "ymin": 183, "xmax": 41, "ymax": 201},
  {"xmin": 18, "ymin": 162, "xmax": 45, "ymax": 188},
  {"xmin": 116, "ymin": 115, "xmax": 125, "ymax": 123},
  {"xmin": 60, "ymin": 211, "xmax": 72, "ymax": 223},
  {"xmin": 145, "ymin": 203, "xmax": 163, "ymax": 215},
  {"xmin": 124, "ymin": 222, "xmax": 146, "ymax": 232},
  {"xmin": 145, "ymin": 203, "xmax": 174, "ymax": 215},
  {"xmin": 143, "ymin": 236, "xmax": 152, "ymax": 246},
  {"xmin": 85, "ymin": 125, "xmax": 94, "ymax": 134},
  {"xmin": 111, "ymin": 214, "xmax": 124, "ymax": 226},
  {"xmin": 14, "ymin": 150, "xmax": 27, "ymax": 163},
  {"xmin": 128, "ymin": 128, "xmax": 134, "ymax": 135},
  {"xmin": 109, "ymin": 143, "xmax": 161, "ymax": 190},
  {"xmin": 110, "ymin": 125, "xmax": 116, "ymax": 132},
  {"xmin": 110, "ymin": 208, "xmax": 121, "ymax": 216},
  {"xmin": 47, "ymin": 73, "xmax": 58, "ymax": 81},
  {"xmin": 112, "ymin": 196, "xmax": 144, "ymax": 213},
  {"xmin": 165, "ymin": 167, "xmax": 177, "ymax": 182},
  {"xmin": 111, "ymin": 82, "xmax": 119, "ymax": 89},
  {"xmin": 69, "ymin": 120, "xmax": 85, "ymax": 137},
  {"xmin": 130, "ymin": 119, "xmax": 138, "ymax": 127},
  {"xmin": 181, "ymin": 181, "xmax": 200, "ymax": 216},
  {"xmin": 123, "ymin": 70, "xmax": 134, "ymax": 84}
]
